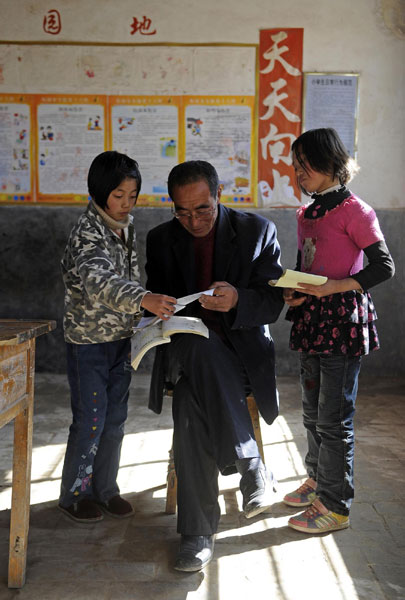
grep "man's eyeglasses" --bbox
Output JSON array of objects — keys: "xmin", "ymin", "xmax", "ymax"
[{"xmin": 172, "ymin": 204, "xmax": 217, "ymax": 221}]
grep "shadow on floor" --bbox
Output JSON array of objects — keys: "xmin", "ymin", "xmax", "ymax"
[{"xmin": 0, "ymin": 374, "xmax": 404, "ymax": 599}]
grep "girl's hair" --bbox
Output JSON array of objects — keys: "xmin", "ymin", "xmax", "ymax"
[
  {"xmin": 87, "ymin": 151, "xmax": 142, "ymax": 209},
  {"xmin": 291, "ymin": 128, "xmax": 359, "ymax": 193},
  {"xmin": 167, "ymin": 160, "xmax": 219, "ymax": 200}
]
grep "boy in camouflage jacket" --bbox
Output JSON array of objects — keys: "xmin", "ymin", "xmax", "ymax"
[{"xmin": 58, "ymin": 151, "xmax": 176, "ymax": 523}]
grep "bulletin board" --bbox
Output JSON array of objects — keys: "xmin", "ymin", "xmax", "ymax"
[
  {"xmin": 0, "ymin": 43, "xmax": 257, "ymax": 206},
  {"xmin": 303, "ymin": 73, "xmax": 359, "ymax": 158}
]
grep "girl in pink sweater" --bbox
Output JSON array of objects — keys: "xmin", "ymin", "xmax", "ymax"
[{"xmin": 283, "ymin": 128, "xmax": 394, "ymax": 534}]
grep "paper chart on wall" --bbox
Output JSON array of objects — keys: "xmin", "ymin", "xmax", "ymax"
[
  {"xmin": 184, "ymin": 96, "xmax": 256, "ymax": 206},
  {"xmin": 303, "ymin": 73, "xmax": 359, "ymax": 158},
  {"xmin": 0, "ymin": 95, "xmax": 34, "ymax": 203},
  {"xmin": 1, "ymin": 93, "xmax": 255, "ymax": 206},
  {"xmin": 35, "ymin": 95, "xmax": 107, "ymax": 202},
  {"xmin": 109, "ymin": 96, "xmax": 181, "ymax": 205}
]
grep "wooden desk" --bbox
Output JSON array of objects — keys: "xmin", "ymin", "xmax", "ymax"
[{"xmin": 0, "ymin": 319, "xmax": 56, "ymax": 589}]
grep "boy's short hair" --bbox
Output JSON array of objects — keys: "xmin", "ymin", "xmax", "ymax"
[
  {"xmin": 167, "ymin": 160, "xmax": 219, "ymax": 200},
  {"xmin": 88, "ymin": 151, "xmax": 142, "ymax": 209},
  {"xmin": 292, "ymin": 128, "xmax": 359, "ymax": 190}
]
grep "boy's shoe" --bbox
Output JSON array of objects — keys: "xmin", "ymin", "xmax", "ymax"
[
  {"xmin": 58, "ymin": 498, "xmax": 104, "ymax": 523},
  {"xmin": 283, "ymin": 477, "xmax": 317, "ymax": 507},
  {"xmin": 96, "ymin": 495, "xmax": 134, "ymax": 518},
  {"xmin": 288, "ymin": 498, "xmax": 350, "ymax": 534}
]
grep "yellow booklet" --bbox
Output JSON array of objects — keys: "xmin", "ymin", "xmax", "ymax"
[
  {"xmin": 131, "ymin": 316, "xmax": 209, "ymax": 371},
  {"xmin": 269, "ymin": 269, "xmax": 328, "ymax": 288}
]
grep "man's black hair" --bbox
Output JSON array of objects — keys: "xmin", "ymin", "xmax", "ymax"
[
  {"xmin": 167, "ymin": 160, "xmax": 219, "ymax": 200},
  {"xmin": 88, "ymin": 150, "xmax": 142, "ymax": 209}
]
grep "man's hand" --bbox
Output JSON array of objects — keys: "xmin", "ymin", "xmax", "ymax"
[
  {"xmin": 199, "ymin": 281, "xmax": 238, "ymax": 312},
  {"xmin": 283, "ymin": 288, "xmax": 307, "ymax": 307},
  {"xmin": 141, "ymin": 293, "xmax": 177, "ymax": 320}
]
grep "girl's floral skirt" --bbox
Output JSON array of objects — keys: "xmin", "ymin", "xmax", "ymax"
[{"xmin": 286, "ymin": 290, "xmax": 379, "ymax": 356}]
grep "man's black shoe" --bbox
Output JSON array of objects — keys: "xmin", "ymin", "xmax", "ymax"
[
  {"xmin": 240, "ymin": 466, "xmax": 277, "ymax": 519},
  {"xmin": 174, "ymin": 535, "xmax": 215, "ymax": 572}
]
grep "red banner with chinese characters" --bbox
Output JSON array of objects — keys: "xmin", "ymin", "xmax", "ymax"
[{"xmin": 258, "ymin": 28, "xmax": 303, "ymax": 207}]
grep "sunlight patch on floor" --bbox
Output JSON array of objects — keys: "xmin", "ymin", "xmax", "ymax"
[{"xmin": 0, "ymin": 408, "xmax": 361, "ymax": 599}]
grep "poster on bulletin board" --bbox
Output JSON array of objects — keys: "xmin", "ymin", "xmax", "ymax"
[
  {"xmin": 0, "ymin": 94, "xmax": 35, "ymax": 203},
  {"xmin": 34, "ymin": 94, "xmax": 107, "ymax": 203},
  {"xmin": 184, "ymin": 96, "xmax": 256, "ymax": 206},
  {"xmin": 0, "ymin": 92, "xmax": 256, "ymax": 205},
  {"xmin": 108, "ymin": 95, "xmax": 181, "ymax": 206},
  {"xmin": 303, "ymin": 73, "xmax": 359, "ymax": 158}
]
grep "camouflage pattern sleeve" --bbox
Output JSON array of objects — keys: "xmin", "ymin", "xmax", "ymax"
[
  {"xmin": 72, "ymin": 228, "xmax": 146, "ymax": 314},
  {"xmin": 62, "ymin": 208, "xmax": 150, "ymax": 344}
]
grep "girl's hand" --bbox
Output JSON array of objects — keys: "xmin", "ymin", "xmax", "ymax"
[
  {"xmin": 283, "ymin": 287, "xmax": 307, "ymax": 307},
  {"xmin": 295, "ymin": 277, "xmax": 361, "ymax": 298},
  {"xmin": 141, "ymin": 293, "xmax": 177, "ymax": 320}
]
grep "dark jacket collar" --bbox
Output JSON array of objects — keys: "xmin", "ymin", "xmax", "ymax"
[{"xmin": 213, "ymin": 204, "xmax": 237, "ymax": 281}]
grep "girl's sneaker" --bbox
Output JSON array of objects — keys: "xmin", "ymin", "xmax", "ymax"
[
  {"xmin": 283, "ymin": 477, "xmax": 317, "ymax": 507},
  {"xmin": 288, "ymin": 498, "xmax": 349, "ymax": 534}
]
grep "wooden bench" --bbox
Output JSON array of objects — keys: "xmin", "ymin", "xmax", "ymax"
[
  {"xmin": 0, "ymin": 319, "xmax": 56, "ymax": 588},
  {"xmin": 165, "ymin": 392, "xmax": 264, "ymax": 514}
]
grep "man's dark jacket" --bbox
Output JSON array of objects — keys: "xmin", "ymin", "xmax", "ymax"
[{"xmin": 145, "ymin": 204, "xmax": 284, "ymax": 424}]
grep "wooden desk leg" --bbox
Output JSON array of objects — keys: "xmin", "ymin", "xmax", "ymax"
[{"xmin": 8, "ymin": 339, "xmax": 35, "ymax": 589}]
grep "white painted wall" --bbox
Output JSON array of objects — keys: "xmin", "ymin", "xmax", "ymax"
[{"xmin": 1, "ymin": 0, "xmax": 404, "ymax": 208}]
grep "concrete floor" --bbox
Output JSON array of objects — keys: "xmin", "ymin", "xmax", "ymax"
[{"xmin": 0, "ymin": 373, "xmax": 404, "ymax": 600}]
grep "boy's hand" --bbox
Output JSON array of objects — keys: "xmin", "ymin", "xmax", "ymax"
[
  {"xmin": 141, "ymin": 293, "xmax": 177, "ymax": 320},
  {"xmin": 283, "ymin": 287, "xmax": 307, "ymax": 306}
]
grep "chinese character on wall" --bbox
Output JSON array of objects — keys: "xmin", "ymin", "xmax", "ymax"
[
  {"xmin": 258, "ymin": 29, "xmax": 303, "ymax": 207},
  {"xmin": 43, "ymin": 9, "xmax": 62, "ymax": 35},
  {"xmin": 130, "ymin": 16, "xmax": 157, "ymax": 36}
]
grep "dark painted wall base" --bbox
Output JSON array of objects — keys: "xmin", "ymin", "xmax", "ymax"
[{"xmin": 1, "ymin": 205, "xmax": 403, "ymax": 377}]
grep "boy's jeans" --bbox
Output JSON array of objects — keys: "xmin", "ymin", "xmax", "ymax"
[
  {"xmin": 59, "ymin": 338, "xmax": 132, "ymax": 508},
  {"xmin": 300, "ymin": 352, "xmax": 362, "ymax": 516}
]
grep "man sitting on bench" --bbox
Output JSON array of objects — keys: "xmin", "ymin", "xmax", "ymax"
[{"xmin": 145, "ymin": 160, "xmax": 284, "ymax": 572}]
